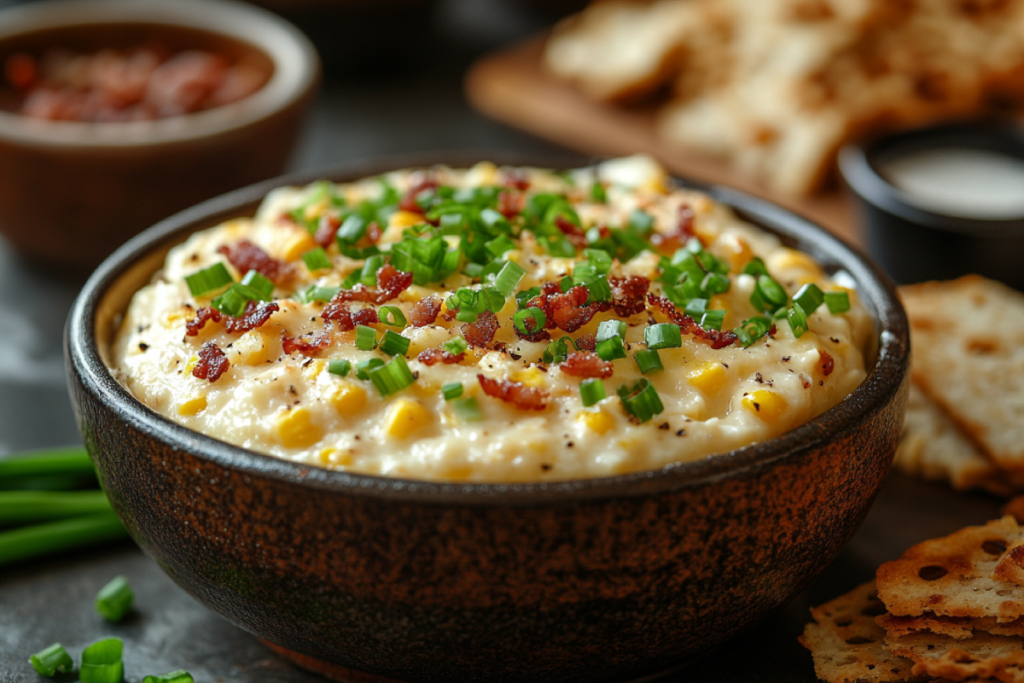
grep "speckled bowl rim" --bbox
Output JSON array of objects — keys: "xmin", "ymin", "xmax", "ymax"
[{"xmin": 66, "ymin": 152, "xmax": 910, "ymax": 505}]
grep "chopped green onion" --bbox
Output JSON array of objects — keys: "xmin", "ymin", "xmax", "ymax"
[
  {"xmin": 0, "ymin": 490, "xmax": 110, "ymax": 523},
  {"xmin": 0, "ymin": 447, "xmax": 96, "ymax": 489},
  {"xmin": 617, "ymin": 379, "xmax": 664, "ymax": 423},
  {"xmin": 634, "ymin": 349, "xmax": 663, "ymax": 375},
  {"xmin": 378, "ymin": 330, "xmax": 410, "ymax": 356},
  {"xmin": 824, "ymin": 291, "xmax": 851, "ymax": 314},
  {"xmin": 378, "ymin": 306, "xmax": 407, "ymax": 327},
  {"xmin": 645, "ymin": 323, "xmax": 682, "ymax": 350},
  {"xmin": 355, "ymin": 325, "xmax": 377, "ymax": 351},
  {"xmin": 596, "ymin": 335, "xmax": 627, "ymax": 362},
  {"xmin": 485, "ymin": 235, "xmax": 516, "ymax": 259},
  {"xmin": 296, "ymin": 285, "xmax": 341, "ymax": 303},
  {"xmin": 367, "ymin": 356, "xmax": 417, "ymax": 396},
  {"xmin": 743, "ymin": 257, "xmax": 769, "ymax": 277},
  {"xmin": 538, "ymin": 235, "xmax": 577, "ymax": 258},
  {"xmin": 514, "ymin": 307, "xmax": 547, "ymax": 335},
  {"xmin": 80, "ymin": 637, "xmax": 123, "ymax": 683},
  {"xmin": 684, "ymin": 297, "xmax": 707, "ymax": 319},
  {"xmin": 96, "ymin": 575, "xmax": 133, "ymax": 622},
  {"xmin": 328, "ymin": 360, "xmax": 351, "ymax": 377},
  {"xmin": 184, "ymin": 263, "xmax": 233, "ymax": 297},
  {"xmin": 0, "ymin": 511, "xmax": 126, "ymax": 568},
  {"xmin": 355, "ymin": 358, "xmax": 385, "ymax": 380},
  {"xmin": 301, "ymin": 247, "xmax": 332, "ymax": 272},
  {"xmin": 579, "ymin": 378, "xmax": 607, "ymax": 407},
  {"xmin": 596, "ymin": 319, "xmax": 626, "ymax": 343},
  {"xmin": 628, "ymin": 209, "xmax": 654, "ymax": 236},
  {"xmin": 336, "ymin": 215, "xmax": 366, "ymax": 243},
  {"xmin": 542, "ymin": 336, "xmax": 575, "ymax": 364},
  {"xmin": 142, "ymin": 671, "xmax": 194, "ymax": 683},
  {"xmin": 559, "ymin": 275, "xmax": 573, "ymax": 292},
  {"xmin": 734, "ymin": 316, "xmax": 772, "ymax": 347},
  {"xmin": 493, "ymin": 260, "xmax": 526, "ymax": 297},
  {"xmin": 787, "ymin": 303, "xmax": 809, "ymax": 338},
  {"xmin": 590, "ymin": 182, "xmax": 607, "ymax": 203},
  {"xmin": 753, "ymin": 274, "xmax": 788, "ymax": 313},
  {"xmin": 701, "ymin": 272, "xmax": 731, "ymax": 296},
  {"xmin": 793, "ymin": 283, "xmax": 825, "ymax": 314},
  {"xmin": 451, "ymin": 397, "xmax": 482, "ymax": 422},
  {"xmin": 700, "ymin": 309, "xmax": 725, "ymax": 331},
  {"xmin": 29, "ymin": 643, "xmax": 73, "ymax": 676},
  {"xmin": 360, "ymin": 254, "xmax": 385, "ymax": 287},
  {"xmin": 442, "ymin": 382, "xmax": 464, "ymax": 401},
  {"xmin": 240, "ymin": 270, "xmax": 274, "ymax": 300},
  {"xmin": 211, "ymin": 287, "xmax": 248, "ymax": 317},
  {"xmin": 442, "ymin": 336, "xmax": 468, "ymax": 356},
  {"xmin": 515, "ymin": 287, "xmax": 541, "ymax": 308},
  {"xmin": 585, "ymin": 276, "xmax": 612, "ymax": 304}
]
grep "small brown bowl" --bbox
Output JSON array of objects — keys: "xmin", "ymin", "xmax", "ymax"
[
  {"xmin": 65, "ymin": 154, "xmax": 910, "ymax": 683},
  {"xmin": 0, "ymin": 0, "xmax": 318, "ymax": 273}
]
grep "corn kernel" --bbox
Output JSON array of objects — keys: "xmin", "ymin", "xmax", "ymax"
[
  {"xmin": 233, "ymin": 329, "xmax": 275, "ymax": 366},
  {"xmin": 389, "ymin": 210, "xmax": 427, "ymax": 230},
  {"xmin": 281, "ymin": 232, "xmax": 318, "ymax": 262},
  {"xmin": 302, "ymin": 359, "xmax": 327, "ymax": 382},
  {"xmin": 318, "ymin": 448, "xmax": 335, "ymax": 465},
  {"xmin": 771, "ymin": 248, "xmax": 823, "ymax": 280},
  {"xmin": 384, "ymin": 399, "xmax": 431, "ymax": 439},
  {"xmin": 275, "ymin": 408, "xmax": 324, "ymax": 449},
  {"xmin": 688, "ymin": 363, "xmax": 727, "ymax": 395},
  {"xmin": 303, "ymin": 197, "xmax": 329, "ymax": 221},
  {"xmin": 512, "ymin": 367, "xmax": 546, "ymax": 388},
  {"xmin": 329, "ymin": 382, "xmax": 367, "ymax": 416},
  {"xmin": 164, "ymin": 307, "xmax": 194, "ymax": 328},
  {"xmin": 177, "ymin": 395, "xmax": 207, "ymax": 416},
  {"xmin": 742, "ymin": 390, "xmax": 788, "ymax": 421},
  {"xmin": 466, "ymin": 161, "xmax": 499, "ymax": 186},
  {"xmin": 184, "ymin": 355, "xmax": 199, "ymax": 374},
  {"xmin": 578, "ymin": 409, "xmax": 615, "ymax": 435}
]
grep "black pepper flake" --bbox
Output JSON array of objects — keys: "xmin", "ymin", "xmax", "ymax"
[
  {"xmin": 538, "ymin": 366, "xmax": 548, "ymax": 373},
  {"xmin": 753, "ymin": 402, "xmax": 761, "ymax": 411},
  {"xmin": 676, "ymin": 429, "xmax": 686, "ymax": 437},
  {"xmin": 722, "ymin": 363, "xmax": 729, "ymax": 368},
  {"xmin": 830, "ymin": 337, "xmax": 840, "ymax": 343},
  {"xmin": 288, "ymin": 385, "xmax": 298, "ymax": 395},
  {"xmin": 566, "ymin": 442, "xmax": 574, "ymax": 448},
  {"xmin": 138, "ymin": 342, "xmax": 149, "ymax": 352},
  {"xmin": 302, "ymin": 358, "xmax": 313, "ymax": 367},
  {"xmin": 754, "ymin": 372, "xmax": 763, "ymax": 384},
  {"xmin": 540, "ymin": 463, "xmax": 552, "ymax": 471},
  {"xmin": 509, "ymin": 352, "xmax": 522, "ymax": 361},
  {"xmin": 658, "ymin": 422, "xmax": 670, "ymax": 430},
  {"xmin": 226, "ymin": 343, "xmax": 234, "ymax": 349},
  {"xmin": 819, "ymin": 380, "xmax": 824, "ymax": 386},
  {"xmin": 354, "ymin": 435, "xmax": 361, "ymax": 441},
  {"xmin": 781, "ymin": 356, "xmax": 791, "ymax": 362},
  {"xmin": 189, "ymin": 253, "xmax": 199, "ymax": 262}
]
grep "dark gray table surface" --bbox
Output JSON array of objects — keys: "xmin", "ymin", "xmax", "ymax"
[{"xmin": 0, "ymin": 1, "xmax": 1007, "ymax": 680}]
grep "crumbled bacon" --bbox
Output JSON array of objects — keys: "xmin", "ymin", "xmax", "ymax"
[
  {"xmin": 575, "ymin": 333, "xmax": 597, "ymax": 352},
  {"xmin": 321, "ymin": 265, "xmax": 413, "ymax": 317},
  {"xmin": 282, "ymin": 330, "xmax": 333, "ymax": 357},
  {"xmin": 559, "ymin": 351, "xmax": 613, "ymax": 379},
  {"xmin": 462, "ymin": 310, "xmax": 500, "ymax": 348},
  {"xmin": 647, "ymin": 293, "xmax": 738, "ymax": 349},
  {"xmin": 184, "ymin": 307, "xmax": 222, "ymax": 337},
  {"xmin": 365, "ymin": 221, "xmax": 383, "ymax": 244},
  {"xmin": 478, "ymin": 374, "xmax": 548, "ymax": 411},
  {"xmin": 322, "ymin": 306, "xmax": 379, "ymax": 331},
  {"xmin": 520, "ymin": 283, "xmax": 609, "ymax": 339},
  {"xmin": 398, "ymin": 179, "xmax": 438, "ymax": 214},
  {"xmin": 555, "ymin": 216, "xmax": 588, "ymax": 250},
  {"xmin": 651, "ymin": 203, "xmax": 698, "ymax": 254},
  {"xmin": 609, "ymin": 276, "xmax": 650, "ymax": 317},
  {"xmin": 818, "ymin": 350, "xmax": 835, "ymax": 376},
  {"xmin": 497, "ymin": 190, "xmax": 524, "ymax": 218},
  {"xmin": 223, "ymin": 301, "xmax": 279, "ymax": 334},
  {"xmin": 193, "ymin": 341, "xmax": 229, "ymax": 382},
  {"xmin": 218, "ymin": 239, "xmax": 291, "ymax": 284},
  {"xmin": 314, "ymin": 215, "xmax": 340, "ymax": 247},
  {"xmin": 503, "ymin": 170, "xmax": 531, "ymax": 191},
  {"xmin": 417, "ymin": 348, "xmax": 465, "ymax": 366},
  {"xmin": 408, "ymin": 297, "xmax": 442, "ymax": 327}
]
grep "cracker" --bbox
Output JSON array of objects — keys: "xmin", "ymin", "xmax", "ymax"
[
  {"xmin": 876, "ymin": 517, "xmax": 1024, "ymax": 621},
  {"xmin": 878, "ymin": 613, "xmax": 1024, "ymax": 640},
  {"xmin": 799, "ymin": 580, "xmax": 922, "ymax": 682},
  {"xmin": 885, "ymin": 631, "xmax": 1024, "ymax": 682}
]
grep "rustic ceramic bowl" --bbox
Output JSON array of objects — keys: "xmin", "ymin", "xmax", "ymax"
[
  {"xmin": 0, "ymin": 0, "xmax": 318, "ymax": 272},
  {"xmin": 66, "ymin": 155, "xmax": 910, "ymax": 683}
]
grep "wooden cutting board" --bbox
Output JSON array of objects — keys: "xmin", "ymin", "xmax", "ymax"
[{"xmin": 465, "ymin": 36, "xmax": 862, "ymax": 247}]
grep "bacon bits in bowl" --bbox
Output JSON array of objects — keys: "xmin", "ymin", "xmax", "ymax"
[
  {"xmin": 0, "ymin": 0, "xmax": 317, "ymax": 271},
  {"xmin": 66, "ymin": 154, "xmax": 909, "ymax": 683}
]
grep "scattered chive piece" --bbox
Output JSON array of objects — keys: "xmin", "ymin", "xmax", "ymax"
[
  {"xmin": 29, "ymin": 643, "xmax": 73, "ymax": 677},
  {"xmin": 700, "ymin": 309, "xmax": 725, "ymax": 331},
  {"xmin": 367, "ymin": 355, "xmax": 416, "ymax": 396},
  {"xmin": 378, "ymin": 330, "xmax": 411, "ymax": 356},
  {"xmin": 328, "ymin": 360, "xmax": 351, "ymax": 377},
  {"xmin": 793, "ymin": 283, "xmax": 825, "ymax": 314},
  {"xmin": 596, "ymin": 319, "xmax": 626, "ymax": 344},
  {"xmin": 617, "ymin": 379, "xmax": 664, "ymax": 423},
  {"xmin": 584, "ymin": 275, "xmax": 612, "ymax": 304},
  {"xmin": 210, "ymin": 286, "xmax": 248, "ymax": 317},
  {"xmin": 634, "ymin": 349, "xmax": 663, "ymax": 375},
  {"xmin": 142, "ymin": 671, "xmax": 194, "ymax": 683},
  {"xmin": 579, "ymin": 378, "xmax": 606, "ymax": 407},
  {"xmin": 355, "ymin": 358, "xmax": 385, "ymax": 380},
  {"xmin": 596, "ymin": 335, "xmax": 627, "ymax": 362},
  {"xmin": 0, "ymin": 490, "xmax": 111, "ymax": 523},
  {"xmin": 296, "ymin": 285, "xmax": 341, "ymax": 303},
  {"xmin": 0, "ymin": 447, "xmax": 96, "ymax": 489},
  {"xmin": 493, "ymin": 260, "xmax": 526, "ymax": 297},
  {"xmin": 755, "ymin": 275, "xmax": 788, "ymax": 311},
  {"xmin": 301, "ymin": 247, "xmax": 332, "ymax": 272},
  {"xmin": 184, "ymin": 263, "xmax": 232, "ymax": 297},
  {"xmin": 378, "ymin": 306, "xmax": 408, "ymax": 327},
  {"xmin": 787, "ymin": 303, "xmax": 809, "ymax": 338},
  {"xmin": 514, "ymin": 307, "xmax": 547, "ymax": 336},
  {"xmin": 96, "ymin": 575, "xmax": 133, "ymax": 622},
  {"xmin": 684, "ymin": 298, "xmax": 707, "ymax": 319},
  {"xmin": 80, "ymin": 637, "xmax": 123, "ymax": 683},
  {"xmin": 628, "ymin": 209, "xmax": 654, "ymax": 235},
  {"xmin": 824, "ymin": 291, "xmax": 851, "ymax": 314},
  {"xmin": 542, "ymin": 336, "xmax": 575, "ymax": 364},
  {"xmin": 240, "ymin": 270, "xmax": 274, "ymax": 300},
  {"xmin": 442, "ymin": 336, "xmax": 468, "ymax": 356},
  {"xmin": 590, "ymin": 182, "xmax": 607, "ymax": 203},
  {"xmin": 734, "ymin": 316, "xmax": 772, "ymax": 347},
  {"xmin": 0, "ymin": 511, "xmax": 126, "ymax": 568},
  {"xmin": 701, "ymin": 271, "xmax": 731, "ymax": 296},
  {"xmin": 645, "ymin": 323, "xmax": 682, "ymax": 350},
  {"xmin": 442, "ymin": 382, "xmax": 464, "ymax": 401},
  {"xmin": 451, "ymin": 397, "xmax": 483, "ymax": 421},
  {"xmin": 355, "ymin": 325, "xmax": 377, "ymax": 351},
  {"xmin": 742, "ymin": 257, "xmax": 769, "ymax": 277}
]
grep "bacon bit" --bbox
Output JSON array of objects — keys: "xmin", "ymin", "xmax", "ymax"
[
  {"xmin": 223, "ymin": 301, "xmax": 279, "ymax": 334},
  {"xmin": 218, "ymin": 240, "xmax": 291, "ymax": 284},
  {"xmin": 365, "ymin": 221, "xmax": 383, "ymax": 244},
  {"xmin": 609, "ymin": 275, "xmax": 650, "ymax": 317},
  {"xmin": 322, "ymin": 305, "xmax": 379, "ymax": 331},
  {"xmin": 555, "ymin": 216, "xmax": 588, "ymax": 250},
  {"xmin": 408, "ymin": 296, "xmax": 442, "ymax": 327},
  {"xmin": 818, "ymin": 350, "xmax": 835, "ymax": 376},
  {"xmin": 282, "ymin": 330, "xmax": 333, "ymax": 357},
  {"xmin": 417, "ymin": 348, "xmax": 465, "ymax": 366},
  {"xmin": 503, "ymin": 170, "xmax": 530, "ymax": 191},
  {"xmin": 575, "ymin": 333, "xmax": 597, "ymax": 352},
  {"xmin": 497, "ymin": 190, "xmax": 524, "ymax": 218},
  {"xmin": 559, "ymin": 351, "xmax": 613, "ymax": 379},
  {"xmin": 651, "ymin": 203, "xmax": 698, "ymax": 254},
  {"xmin": 184, "ymin": 307, "xmax": 222, "ymax": 337},
  {"xmin": 321, "ymin": 264, "xmax": 413, "ymax": 316},
  {"xmin": 398, "ymin": 179, "xmax": 439, "ymax": 214},
  {"xmin": 549, "ymin": 286, "xmax": 603, "ymax": 333},
  {"xmin": 314, "ymin": 214, "xmax": 340, "ymax": 247},
  {"xmin": 647, "ymin": 293, "xmax": 738, "ymax": 349},
  {"xmin": 478, "ymin": 374, "xmax": 548, "ymax": 411},
  {"xmin": 193, "ymin": 341, "xmax": 229, "ymax": 382},
  {"xmin": 462, "ymin": 310, "xmax": 500, "ymax": 348}
]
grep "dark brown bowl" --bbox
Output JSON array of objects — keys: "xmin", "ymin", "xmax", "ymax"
[
  {"xmin": 65, "ymin": 154, "xmax": 910, "ymax": 683},
  {"xmin": 0, "ymin": 0, "xmax": 319, "ymax": 273}
]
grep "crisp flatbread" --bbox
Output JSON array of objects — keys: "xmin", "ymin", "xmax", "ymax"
[
  {"xmin": 878, "ymin": 613, "xmax": 1024, "ymax": 640},
  {"xmin": 885, "ymin": 631, "xmax": 1024, "ymax": 682}
]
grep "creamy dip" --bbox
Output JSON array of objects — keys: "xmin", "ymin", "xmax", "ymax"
[{"xmin": 111, "ymin": 156, "xmax": 872, "ymax": 482}]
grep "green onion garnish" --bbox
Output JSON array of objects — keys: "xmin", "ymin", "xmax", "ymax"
[
  {"xmin": 355, "ymin": 325, "xmax": 378, "ymax": 351},
  {"xmin": 617, "ymin": 379, "xmax": 664, "ymax": 423},
  {"xmin": 328, "ymin": 360, "xmax": 351, "ymax": 377},
  {"xmin": 96, "ymin": 575, "xmax": 133, "ymax": 622},
  {"xmin": 628, "ymin": 209, "xmax": 654, "ymax": 236},
  {"xmin": 701, "ymin": 272, "xmax": 731, "ymax": 296},
  {"xmin": 585, "ymin": 276, "xmax": 612, "ymax": 304},
  {"xmin": 29, "ymin": 643, "xmax": 73, "ymax": 676},
  {"xmin": 793, "ymin": 283, "xmax": 825, "ymax": 314},
  {"xmin": 240, "ymin": 270, "xmax": 274, "ymax": 300},
  {"xmin": 295, "ymin": 285, "xmax": 341, "ymax": 303},
  {"xmin": 645, "ymin": 323, "xmax": 682, "ymax": 350},
  {"xmin": 0, "ymin": 512, "xmax": 126, "ymax": 568},
  {"xmin": 700, "ymin": 309, "xmax": 725, "ymax": 331},
  {"xmin": 142, "ymin": 671, "xmax": 195, "ymax": 683},
  {"xmin": 734, "ymin": 316, "xmax": 772, "ymax": 347},
  {"xmin": 367, "ymin": 355, "xmax": 417, "ymax": 396},
  {"xmin": 442, "ymin": 336, "xmax": 468, "ymax": 356},
  {"xmin": 684, "ymin": 298, "xmax": 706, "ymax": 319},
  {"xmin": 378, "ymin": 306, "xmax": 408, "ymax": 327},
  {"xmin": 485, "ymin": 235, "xmax": 516, "ymax": 259},
  {"xmin": 336, "ymin": 215, "xmax": 366, "ymax": 244},
  {"xmin": 378, "ymin": 330, "xmax": 410, "ymax": 356},
  {"xmin": 634, "ymin": 349, "xmax": 663, "ymax": 375},
  {"xmin": 590, "ymin": 182, "xmax": 607, "ymax": 203},
  {"xmin": 355, "ymin": 358, "xmax": 385, "ymax": 380},
  {"xmin": 0, "ymin": 446, "xmax": 97, "ymax": 489},
  {"xmin": 752, "ymin": 274, "xmax": 788, "ymax": 313},
  {"xmin": 0, "ymin": 490, "xmax": 111, "ymax": 523},
  {"xmin": 301, "ymin": 247, "xmax": 332, "ymax": 272},
  {"xmin": 514, "ymin": 307, "xmax": 547, "ymax": 335},
  {"xmin": 743, "ymin": 257, "xmax": 769, "ymax": 277},
  {"xmin": 787, "ymin": 303, "xmax": 809, "ymax": 338},
  {"xmin": 542, "ymin": 336, "xmax": 576, "ymax": 364},
  {"xmin": 184, "ymin": 263, "xmax": 233, "ymax": 297},
  {"xmin": 211, "ymin": 286, "xmax": 249, "ymax": 317},
  {"xmin": 596, "ymin": 335, "xmax": 627, "ymax": 362},
  {"xmin": 824, "ymin": 291, "xmax": 851, "ymax": 314},
  {"xmin": 596, "ymin": 319, "xmax": 626, "ymax": 344},
  {"xmin": 442, "ymin": 382, "xmax": 464, "ymax": 401},
  {"xmin": 451, "ymin": 397, "xmax": 483, "ymax": 422},
  {"xmin": 579, "ymin": 378, "xmax": 607, "ymax": 407},
  {"xmin": 80, "ymin": 637, "xmax": 123, "ymax": 683},
  {"xmin": 493, "ymin": 260, "xmax": 526, "ymax": 297}
]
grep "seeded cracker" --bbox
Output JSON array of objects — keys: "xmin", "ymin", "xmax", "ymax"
[
  {"xmin": 878, "ymin": 613, "xmax": 1024, "ymax": 641},
  {"xmin": 884, "ymin": 631, "xmax": 1024, "ymax": 682}
]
